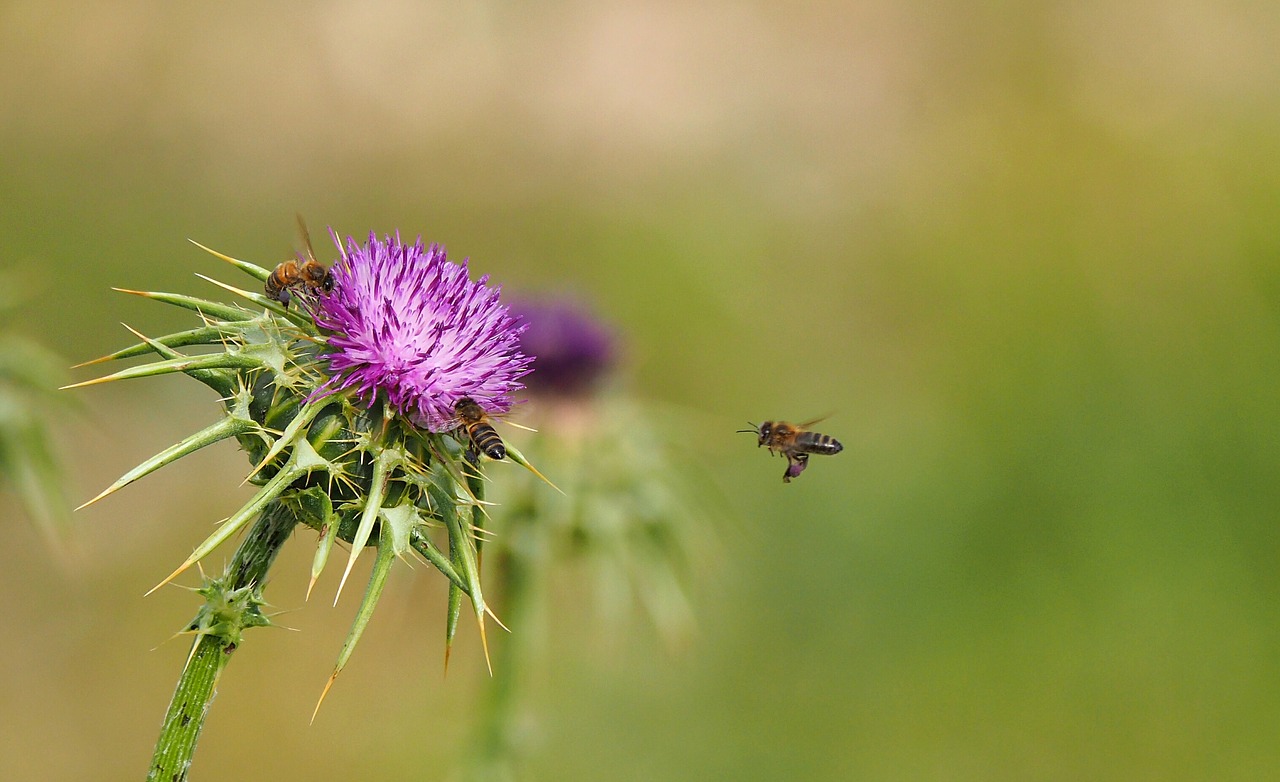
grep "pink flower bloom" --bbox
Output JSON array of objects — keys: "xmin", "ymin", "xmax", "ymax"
[{"xmin": 314, "ymin": 231, "xmax": 531, "ymax": 431}]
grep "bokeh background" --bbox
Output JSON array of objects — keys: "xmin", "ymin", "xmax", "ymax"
[{"xmin": 3, "ymin": 1, "xmax": 1280, "ymax": 780}]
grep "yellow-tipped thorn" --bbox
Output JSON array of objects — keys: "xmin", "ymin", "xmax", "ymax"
[
  {"xmin": 239, "ymin": 425, "xmax": 293, "ymax": 487},
  {"xmin": 305, "ymin": 573, "xmax": 319, "ymax": 602},
  {"xmin": 443, "ymin": 641, "xmax": 453, "ymax": 678},
  {"xmin": 484, "ymin": 605, "xmax": 511, "ymax": 634},
  {"xmin": 195, "ymin": 273, "xmax": 257, "ymax": 300},
  {"xmin": 111, "ymin": 287, "xmax": 149, "ymax": 297},
  {"xmin": 333, "ymin": 556, "xmax": 358, "ymax": 607},
  {"xmin": 477, "ymin": 614, "xmax": 493, "ymax": 677},
  {"xmin": 502, "ymin": 442, "xmax": 563, "ymax": 495},
  {"xmin": 146, "ymin": 557, "xmax": 196, "ymax": 597},
  {"xmin": 522, "ymin": 461, "xmax": 563, "ymax": 496},
  {"xmin": 188, "ymin": 239, "xmax": 244, "ymax": 266},
  {"xmin": 120, "ymin": 323, "xmax": 152, "ymax": 342},
  {"xmin": 240, "ymin": 460, "xmax": 269, "ymax": 488},
  {"xmin": 75, "ymin": 486, "xmax": 115, "ymax": 512},
  {"xmin": 311, "ymin": 672, "xmax": 338, "ymax": 725},
  {"xmin": 59, "ymin": 376, "xmax": 115, "ymax": 390},
  {"xmin": 151, "ymin": 620, "xmax": 200, "ymax": 652},
  {"xmin": 72, "ymin": 353, "xmax": 115, "ymax": 369}
]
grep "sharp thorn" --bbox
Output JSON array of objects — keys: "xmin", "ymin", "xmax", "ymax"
[
  {"xmin": 74, "ymin": 486, "xmax": 114, "ymax": 512},
  {"xmin": 478, "ymin": 614, "xmax": 493, "ymax": 677},
  {"xmin": 311, "ymin": 673, "xmax": 338, "ymax": 725},
  {"xmin": 145, "ymin": 558, "xmax": 195, "ymax": 596},
  {"xmin": 333, "ymin": 555, "xmax": 357, "ymax": 607},
  {"xmin": 485, "ymin": 605, "xmax": 511, "ymax": 634}
]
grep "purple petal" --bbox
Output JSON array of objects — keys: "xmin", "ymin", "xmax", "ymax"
[{"xmin": 312, "ymin": 233, "xmax": 531, "ymax": 431}]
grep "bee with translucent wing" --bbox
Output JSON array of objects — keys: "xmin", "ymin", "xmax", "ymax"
[
  {"xmin": 453, "ymin": 397, "xmax": 507, "ymax": 461},
  {"xmin": 265, "ymin": 215, "xmax": 335, "ymax": 307},
  {"xmin": 738, "ymin": 416, "xmax": 843, "ymax": 483}
]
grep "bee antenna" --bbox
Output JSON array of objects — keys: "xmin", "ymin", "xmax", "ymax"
[{"xmin": 735, "ymin": 422, "xmax": 759, "ymax": 434}]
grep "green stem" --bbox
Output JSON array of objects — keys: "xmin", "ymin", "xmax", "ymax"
[{"xmin": 146, "ymin": 501, "xmax": 298, "ymax": 782}]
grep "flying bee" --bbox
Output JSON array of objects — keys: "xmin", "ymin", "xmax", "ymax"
[
  {"xmin": 454, "ymin": 397, "xmax": 507, "ymax": 461},
  {"xmin": 737, "ymin": 417, "xmax": 843, "ymax": 483},
  {"xmin": 265, "ymin": 215, "xmax": 334, "ymax": 307}
]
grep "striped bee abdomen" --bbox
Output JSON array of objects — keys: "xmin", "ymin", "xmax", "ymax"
[
  {"xmin": 454, "ymin": 396, "xmax": 506, "ymax": 460},
  {"xmin": 795, "ymin": 431, "xmax": 843, "ymax": 456},
  {"xmin": 467, "ymin": 423, "xmax": 507, "ymax": 460}
]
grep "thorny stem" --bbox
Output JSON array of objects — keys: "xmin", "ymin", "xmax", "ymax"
[{"xmin": 146, "ymin": 501, "xmax": 298, "ymax": 782}]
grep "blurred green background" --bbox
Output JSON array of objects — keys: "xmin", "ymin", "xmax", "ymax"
[{"xmin": 3, "ymin": 1, "xmax": 1280, "ymax": 779}]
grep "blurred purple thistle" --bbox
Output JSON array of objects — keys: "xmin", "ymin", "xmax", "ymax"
[
  {"xmin": 313, "ymin": 231, "xmax": 532, "ymax": 431},
  {"xmin": 509, "ymin": 298, "xmax": 616, "ymax": 398}
]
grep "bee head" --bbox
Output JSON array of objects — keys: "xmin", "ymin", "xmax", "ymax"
[
  {"xmin": 455, "ymin": 396, "xmax": 485, "ymax": 422},
  {"xmin": 302, "ymin": 262, "xmax": 334, "ymax": 293}
]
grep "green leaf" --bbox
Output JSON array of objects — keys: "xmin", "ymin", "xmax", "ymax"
[
  {"xmin": 433, "ymin": 480, "xmax": 490, "ymax": 673},
  {"xmin": 78, "ymin": 414, "xmax": 257, "ymax": 510},
  {"xmin": 410, "ymin": 528, "xmax": 468, "ymax": 594},
  {"xmin": 148, "ymin": 439, "xmax": 329, "ymax": 594},
  {"xmin": 334, "ymin": 439, "xmax": 401, "ymax": 604},
  {"xmin": 63, "ymin": 353, "xmax": 260, "ymax": 390},
  {"xmin": 313, "ymin": 517, "xmax": 398, "ymax": 722},
  {"xmin": 306, "ymin": 495, "xmax": 340, "ymax": 602},
  {"xmin": 75, "ymin": 324, "xmax": 249, "ymax": 367},
  {"xmin": 111, "ymin": 288, "xmax": 249, "ymax": 323}
]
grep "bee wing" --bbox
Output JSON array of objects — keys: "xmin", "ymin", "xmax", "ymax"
[
  {"xmin": 296, "ymin": 213, "xmax": 318, "ymax": 263},
  {"xmin": 796, "ymin": 412, "xmax": 835, "ymax": 429},
  {"xmin": 442, "ymin": 413, "xmax": 466, "ymax": 431}
]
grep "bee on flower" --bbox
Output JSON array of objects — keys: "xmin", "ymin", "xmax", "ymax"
[{"xmin": 69, "ymin": 226, "xmax": 557, "ymax": 777}]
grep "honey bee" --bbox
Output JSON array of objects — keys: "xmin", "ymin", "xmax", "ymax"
[
  {"xmin": 265, "ymin": 216, "xmax": 334, "ymax": 307},
  {"xmin": 454, "ymin": 397, "xmax": 506, "ymax": 461},
  {"xmin": 738, "ymin": 417, "xmax": 843, "ymax": 483}
]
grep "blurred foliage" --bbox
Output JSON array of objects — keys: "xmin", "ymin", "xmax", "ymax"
[
  {"xmin": 0, "ymin": 270, "xmax": 71, "ymax": 547},
  {"xmin": 3, "ymin": 1, "xmax": 1280, "ymax": 780},
  {"xmin": 463, "ymin": 393, "xmax": 719, "ymax": 781}
]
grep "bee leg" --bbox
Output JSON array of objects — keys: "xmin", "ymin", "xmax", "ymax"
[{"xmin": 783, "ymin": 453, "xmax": 809, "ymax": 483}]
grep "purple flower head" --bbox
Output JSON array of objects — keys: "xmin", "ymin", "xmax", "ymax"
[
  {"xmin": 313, "ymin": 231, "xmax": 532, "ymax": 431},
  {"xmin": 508, "ymin": 298, "xmax": 616, "ymax": 398}
]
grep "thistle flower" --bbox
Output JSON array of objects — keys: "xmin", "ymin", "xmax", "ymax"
[
  {"xmin": 69, "ymin": 229, "xmax": 553, "ymax": 780},
  {"xmin": 508, "ymin": 298, "xmax": 614, "ymax": 399},
  {"xmin": 315, "ymin": 233, "xmax": 531, "ymax": 431}
]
